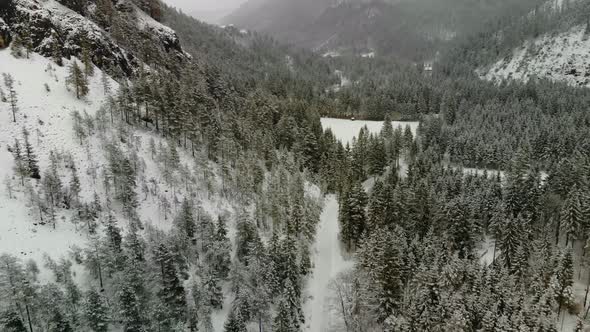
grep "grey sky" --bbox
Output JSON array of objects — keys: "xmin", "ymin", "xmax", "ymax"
[{"xmin": 162, "ymin": 0, "xmax": 248, "ymax": 23}]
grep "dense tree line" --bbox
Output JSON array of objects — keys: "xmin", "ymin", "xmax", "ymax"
[{"xmin": 321, "ymin": 115, "xmax": 590, "ymax": 331}]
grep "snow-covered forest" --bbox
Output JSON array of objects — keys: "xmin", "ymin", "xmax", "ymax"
[{"xmin": 2, "ymin": 0, "xmax": 590, "ymax": 331}]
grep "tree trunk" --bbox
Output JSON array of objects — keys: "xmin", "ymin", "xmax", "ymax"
[{"xmin": 25, "ymin": 304, "xmax": 33, "ymax": 332}]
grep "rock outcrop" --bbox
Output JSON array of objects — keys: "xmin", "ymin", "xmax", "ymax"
[{"xmin": 1, "ymin": 0, "xmax": 188, "ymax": 77}]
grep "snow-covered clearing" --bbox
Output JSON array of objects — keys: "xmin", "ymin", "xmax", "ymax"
[
  {"xmin": 320, "ymin": 117, "xmax": 419, "ymax": 146},
  {"xmin": 480, "ymin": 24, "xmax": 590, "ymax": 88},
  {"xmin": 304, "ymin": 195, "xmax": 353, "ymax": 332}
]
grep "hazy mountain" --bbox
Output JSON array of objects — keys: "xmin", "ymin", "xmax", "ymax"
[{"xmin": 225, "ymin": 0, "xmax": 544, "ymax": 60}]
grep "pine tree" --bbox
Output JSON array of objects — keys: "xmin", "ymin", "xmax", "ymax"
[
  {"xmin": 273, "ymin": 279, "xmax": 301, "ymax": 332},
  {"xmin": 381, "ymin": 114, "xmax": 394, "ymax": 139},
  {"xmin": 497, "ymin": 215, "xmax": 525, "ymax": 271},
  {"xmin": 118, "ymin": 158, "xmax": 138, "ymax": 217},
  {"xmin": 0, "ymin": 310, "xmax": 27, "ymax": 332},
  {"xmin": 175, "ymin": 199, "xmax": 196, "ymax": 241},
  {"xmin": 82, "ymin": 42, "xmax": 95, "ymax": 77},
  {"xmin": 210, "ymin": 216, "xmax": 231, "ymax": 279},
  {"xmin": 344, "ymin": 181, "xmax": 368, "ymax": 251},
  {"xmin": 67, "ymin": 61, "xmax": 89, "ymax": 99},
  {"xmin": 3, "ymin": 73, "xmax": 18, "ymax": 122},
  {"xmin": 561, "ymin": 186, "xmax": 582, "ymax": 247},
  {"xmin": 224, "ymin": 307, "xmax": 247, "ymax": 332},
  {"xmin": 10, "ymin": 33, "xmax": 24, "ymax": 58},
  {"xmin": 154, "ymin": 243, "xmax": 186, "ymax": 324},
  {"xmin": 48, "ymin": 310, "xmax": 73, "ymax": 332},
  {"xmin": 42, "ymin": 153, "xmax": 62, "ymax": 229},
  {"xmin": 51, "ymin": 31, "xmax": 63, "ymax": 66},
  {"xmin": 299, "ymin": 245, "xmax": 312, "ymax": 276},
  {"xmin": 117, "ymin": 285, "xmax": 144, "ymax": 332},
  {"xmin": 20, "ymin": 27, "xmax": 33, "ymax": 59},
  {"xmin": 101, "ymin": 70, "xmax": 111, "ymax": 96},
  {"xmin": 12, "ymin": 139, "xmax": 27, "ymax": 186},
  {"xmin": 105, "ymin": 213, "xmax": 122, "ymax": 253},
  {"xmin": 84, "ymin": 289, "xmax": 109, "ymax": 332},
  {"xmin": 204, "ymin": 271, "xmax": 224, "ymax": 310},
  {"xmin": 22, "ymin": 128, "xmax": 40, "ymax": 179}
]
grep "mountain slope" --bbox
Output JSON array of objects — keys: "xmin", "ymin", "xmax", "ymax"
[
  {"xmin": 0, "ymin": 0, "xmax": 327, "ymax": 331},
  {"xmin": 480, "ymin": 24, "xmax": 590, "ymax": 87},
  {"xmin": 225, "ymin": 0, "xmax": 543, "ymax": 60}
]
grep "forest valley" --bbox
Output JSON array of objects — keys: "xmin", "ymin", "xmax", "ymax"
[{"xmin": 1, "ymin": 0, "xmax": 590, "ymax": 331}]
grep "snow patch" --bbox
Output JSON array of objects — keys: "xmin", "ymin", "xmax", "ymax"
[
  {"xmin": 480, "ymin": 25, "xmax": 590, "ymax": 88},
  {"xmin": 320, "ymin": 117, "xmax": 420, "ymax": 146}
]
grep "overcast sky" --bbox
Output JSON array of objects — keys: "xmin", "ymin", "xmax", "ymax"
[{"xmin": 162, "ymin": 0, "xmax": 248, "ymax": 23}]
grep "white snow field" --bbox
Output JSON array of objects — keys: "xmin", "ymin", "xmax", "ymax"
[
  {"xmin": 0, "ymin": 50, "xmax": 112, "ymax": 280},
  {"xmin": 0, "ymin": 49, "xmax": 239, "ymax": 328},
  {"xmin": 320, "ymin": 117, "xmax": 419, "ymax": 146},
  {"xmin": 304, "ymin": 195, "xmax": 353, "ymax": 332},
  {"xmin": 480, "ymin": 24, "xmax": 590, "ymax": 88}
]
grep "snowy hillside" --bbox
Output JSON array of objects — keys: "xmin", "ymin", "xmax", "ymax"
[
  {"xmin": 480, "ymin": 24, "xmax": 590, "ymax": 87},
  {"xmin": 0, "ymin": 50, "xmax": 109, "ymax": 273},
  {"xmin": 0, "ymin": 48, "xmax": 238, "ymax": 278}
]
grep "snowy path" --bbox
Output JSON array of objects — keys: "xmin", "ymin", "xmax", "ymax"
[{"xmin": 305, "ymin": 195, "xmax": 354, "ymax": 332}]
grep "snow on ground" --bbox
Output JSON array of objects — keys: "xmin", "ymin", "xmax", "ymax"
[
  {"xmin": 480, "ymin": 24, "xmax": 590, "ymax": 88},
  {"xmin": 304, "ymin": 195, "xmax": 354, "ymax": 332},
  {"xmin": 0, "ymin": 49, "xmax": 111, "ymax": 275},
  {"xmin": 134, "ymin": 4, "xmax": 177, "ymax": 40},
  {"xmin": 322, "ymin": 51, "xmax": 341, "ymax": 58},
  {"xmin": 320, "ymin": 117, "xmax": 419, "ymax": 146},
  {"xmin": 360, "ymin": 51, "xmax": 375, "ymax": 58},
  {"xmin": 0, "ymin": 48, "xmax": 238, "ymax": 302}
]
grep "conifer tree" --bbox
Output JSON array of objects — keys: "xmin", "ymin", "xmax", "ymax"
[
  {"xmin": 204, "ymin": 270, "xmax": 224, "ymax": 310},
  {"xmin": 224, "ymin": 307, "xmax": 247, "ymax": 332},
  {"xmin": 22, "ymin": 129, "xmax": 40, "ymax": 180},
  {"xmin": 209, "ymin": 216, "xmax": 231, "ymax": 279},
  {"xmin": 12, "ymin": 139, "xmax": 27, "ymax": 186},
  {"xmin": 10, "ymin": 34, "xmax": 24, "ymax": 58},
  {"xmin": 67, "ymin": 61, "xmax": 89, "ymax": 99},
  {"xmin": 48, "ymin": 310, "xmax": 73, "ymax": 332},
  {"xmin": 105, "ymin": 213, "xmax": 122, "ymax": 253},
  {"xmin": 42, "ymin": 153, "xmax": 62, "ymax": 228},
  {"xmin": 154, "ymin": 243, "xmax": 186, "ymax": 324},
  {"xmin": 20, "ymin": 27, "xmax": 33, "ymax": 59},
  {"xmin": 117, "ymin": 285, "xmax": 144, "ymax": 332},
  {"xmin": 273, "ymin": 279, "xmax": 302, "ymax": 332},
  {"xmin": 0, "ymin": 310, "xmax": 27, "ymax": 332},
  {"xmin": 84, "ymin": 289, "xmax": 109, "ymax": 332},
  {"xmin": 82, "ymin": 42, "xmax": 95, "ymax": 77},
  {"xmin": 341, "ymin": 181, "xmax": 368, "ymax": 251},
  {"xmin": 561, "ymin": 186, "xmax": 582, "ymax": 247},
  {"xmin": 101, "ymin": 71, "xmax": 111, "ymax": 96},
  {"xmin": 3, "ymin": 73, "xmax": 18, "ymax": 122},
  {"xmin": 175, "ymin": 199, "xmax": 196, "ymax": 241},
  {"xmin": 51, "ymin": 31, "xmax": 63, "ymax": 66}
]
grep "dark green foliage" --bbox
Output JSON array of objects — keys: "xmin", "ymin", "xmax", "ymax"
[
  {"xmin": 22, "ymin": 129, "xmax": 40, "ymax": 180},
  {"xmin": 47, "ymin": 310, "xmax": 73, "ymax": 332},
  {"xmin": 0, "ymin": 310, "xmax": 26, "ymax": 332},
  {"xmin": 339, "ymin": 181, "xmax": 368, "ymax": 251},
  {"xmin": 154, "ymin": 243, "xmax": 186, "ymax": 324},
  {"xmin": 84, "ymin": 289, "xmax": 109, "ymax": 332},
  {"xmin": 175, "ymin": 199, "xmax": 196, "ymax": 241},
  {"xmin": 224, "ymin": 307, "xmax": 247, "ymax": 332}
]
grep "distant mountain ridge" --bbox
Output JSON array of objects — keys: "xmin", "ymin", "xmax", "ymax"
[{"xmin": 224, "ymin": 0, "xmax": 544, "ymax": 61}]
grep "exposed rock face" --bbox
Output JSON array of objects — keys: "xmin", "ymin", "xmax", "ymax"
[
  {"xmin": 0, "ymin": 0, "xmax": 187, "ymax": 77},
  {"xmin": 0, "ymin": 18, "xmax": 10, "ymax": 48}
]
